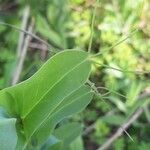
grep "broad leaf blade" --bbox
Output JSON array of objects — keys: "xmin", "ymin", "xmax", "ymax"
[
  {"xmin": 6, "ymin": 50, "xmax": 90, "ymax": 117},
  {"xmin": 53, "ymin": 122, "xmax": 83, "ymax": 150},
  {"xmin": 0, "ymin": 90, "xmax": 16, "ymax": 116},
  {"xmin": 70, "ymin": 136, "xmax": 84, "ymax": 150},
  {"xmin": 33, "ymin": 86, "xmax": 93, "ymax": 145},
  {"xmin": 19, "ymin": 50, "xmax": 91, "ymax": 140},
  {"xmin": 0, "ymin": 107, "xmax": 17, "ymax": 150},
  {"xmin": 23, "ymin": 58, "xmax": 91, "ymax": 137},
  {"xmin": 40, "ymin": 135, "xmax": 62, "ymax": 150},
  {"xmin": 0, "ymin": 50, "xmax": 92, "ymax": 148}
]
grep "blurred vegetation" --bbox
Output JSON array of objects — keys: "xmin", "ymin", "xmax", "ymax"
[{"xmin": 0, "ymin": 0, "xmax": 150, "ymax": 149}]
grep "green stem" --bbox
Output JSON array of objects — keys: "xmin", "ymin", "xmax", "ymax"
[
  {"xmin": 91, "ymin": 28, "xmax": 138, "ymax": 57},
  {"xmin": 92, "ymin": 60, "xmax": 150, "ymax": 74},
  {"xmin": 88, "ymin": 0, "xmax": 100, "ymax": 53}
]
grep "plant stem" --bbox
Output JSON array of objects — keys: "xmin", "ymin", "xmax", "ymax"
[
  {"xmin": 88, "ymin": 0, "xmax": 99, "ymax": 53},
  {"xmin": 92, "ymin": 61, "xmax": 150, "ymax": 74},
  {"xmin": 91, "ymin": 29, "xmax": 138, "ymax": 57},
  {"xmin": 97, "ymin": 92, "xmax": 150, "ymax": 150},
  {"xmin": 17, "ymin": 6, "xmax": 30, "ymax": 58},
  {"xmin": 97, "ymin": 108, "xmax": 143, "ymax": 150},
  {"xmin": 11, "ymin": 7, "xmax": 33, "ymax": 85}
]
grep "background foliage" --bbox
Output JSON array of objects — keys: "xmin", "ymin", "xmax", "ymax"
[{"xmin": 0, "ymin": 0, "xmax": 150, "ymax": 149}]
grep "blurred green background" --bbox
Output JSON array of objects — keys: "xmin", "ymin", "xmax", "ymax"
[{"xmin": 0, "ymin": 0, "xmax": 150, "ymax": 149}]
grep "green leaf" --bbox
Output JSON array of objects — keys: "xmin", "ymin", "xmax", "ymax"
[
  {"xmin": 0, "ymin": 90, "xmax": 17, "ymax": 116},
  {"xmin": 0, "ymin": 50, "xmax": 93, "ymax": 148},
  {"xmin": 101, "ymin": 114, "xmax": 126, "ymax": 125},
  {"xmin": 33, "ymin": 85, "xmax": 93, "ymax": 145},
  {"xmin": 53, "ymin": 122, "xmax": 83, "ymax": 150},
  {"xmin": 6, "ymin": 50, "xmax": 90, "ymax": 116},
  {"xmin": 41, "ymin": 135, "xmax": 62, "ymax": 150},
  {"xmin": 69, "ymin": 136, "xmax": 84, "ymax": 150},
  {"xmin": 36, "ymin": 15, "xmax": 63, "ymax": 48},
  {"xmin": 21, "ymin": 50, "xmax": 91, "ymax": 139},
  {"xmin": 126, "ymin": 82, "xmax": 142, "ymax": 107},
  {"xmin": 110, "ymin": 96, "xmax": 127, "ymax": 112},
  {"xmin": 0, "ymin": 107, "xmax": 17, "ymax": 150}
]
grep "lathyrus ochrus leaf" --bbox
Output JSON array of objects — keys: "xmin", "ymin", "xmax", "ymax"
[{"xmin": 0, "ymin": 50, "xmax": 93, "ymax": 149}]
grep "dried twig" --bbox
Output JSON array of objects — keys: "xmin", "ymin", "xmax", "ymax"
[
  {"xmin": 97, "ymin": 92, "xmax": 150, "ymax": 150},
  {"xmin": 97, "ymin": 108, "xmax": 143, "ymax": 150},
  {"xmin": 11, "ymin": 6, "xmax": 33, "ymax": 85},
  {"xmin": 17, "ymin": 6, "xmax": 30, "ymax": 58},
  {"xmin": 29, "ymin": 42, "xmax": 48, "ymax": 51},
  {"xmin": 0, "ymin": 22, "xmax": 52, "ymax": 50},
  {"xmin": 11, "ymin": 22, "xmax": 33, "ymax": 85}
]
